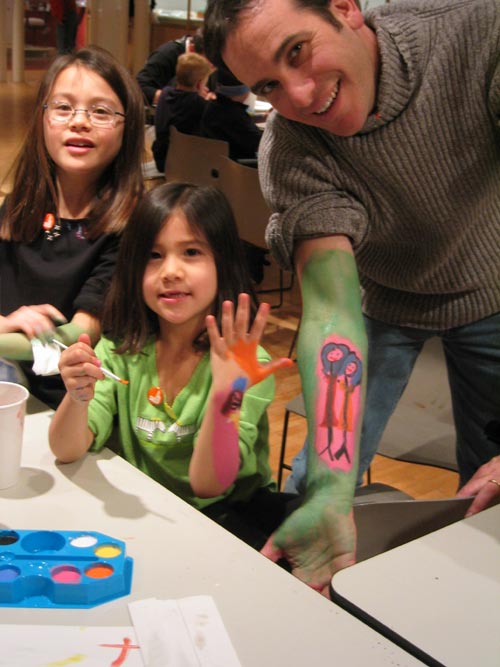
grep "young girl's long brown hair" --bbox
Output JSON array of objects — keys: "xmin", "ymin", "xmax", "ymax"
[
  {"xmin": 0, "ymin": 46, "xmax": 145, "ymax": 242},
  {"xmin": 103, "ymin": 182, "xmax": 259, "ymax": 354}
]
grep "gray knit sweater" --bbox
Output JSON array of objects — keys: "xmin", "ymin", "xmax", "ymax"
[{"xmin": 261, "ymin": 0, "xmax": 500, "ymax": 330}]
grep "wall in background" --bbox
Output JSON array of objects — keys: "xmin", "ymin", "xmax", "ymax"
[{"xmin": 153, "ymin": 0, "xmax": 206, "ymax": 14}]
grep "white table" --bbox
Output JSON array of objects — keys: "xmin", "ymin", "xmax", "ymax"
[
  {"xmin": 331, "ymin": 503, "xmax": 500, "ymax": 667},
  {"xmin": 0, "ymin": 411, "xmax": 424, "ymax": 666}
]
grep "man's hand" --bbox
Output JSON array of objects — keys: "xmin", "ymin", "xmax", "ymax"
[
  {"xmin": 261, "ymin": 490, "xmax": 356, "ymax": 597},
  {"xmin": 457, "ymin": 455, "xmax": 500, "ymax": 517}
]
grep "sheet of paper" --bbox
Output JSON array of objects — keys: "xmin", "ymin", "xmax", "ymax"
[
  {"xmin": 0, "ymin": 625, "xmax": 143, "ymax": 666},
  {"xmin": 128, "ymin": 595, "xmax": 242, "ymax": 667}
]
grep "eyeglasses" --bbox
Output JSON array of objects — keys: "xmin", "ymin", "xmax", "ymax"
[{"xmin": 43, "ymin": 100, "xmax": 125, "ymax": 128}]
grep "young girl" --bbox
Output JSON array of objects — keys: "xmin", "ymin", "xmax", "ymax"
[
  {"xmin": 49, "ymin": 183, "xmax": 293, "ymax": 548},
  {"xmin": 0, "ymin": 46, "xmax": 145, "ymax": 408}
]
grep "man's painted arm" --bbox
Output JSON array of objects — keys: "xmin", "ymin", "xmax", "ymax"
[
  {"xmin": 296, "ymin": 236, "xmax": 367, "ymax": 507},
  {"xmin": 261, "ymin": 235, "xmax": 367, "ymax": 594}
]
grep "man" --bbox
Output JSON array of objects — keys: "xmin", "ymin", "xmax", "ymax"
[{"xmin": 203, "ymin": 0, "xmax": 500, "ymax": 595}]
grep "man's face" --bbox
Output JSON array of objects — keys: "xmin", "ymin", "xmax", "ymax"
[{"xmin": 223, "ymin": 0, "xmax": 378, "ymax": 136}]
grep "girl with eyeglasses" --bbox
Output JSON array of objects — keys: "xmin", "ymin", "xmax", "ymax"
[
  {"xmin": 0, "ymin": 46, "xmax": 145, "ymax": 408},
  {"xmin": 49, "ymin": 183, "xmax": 294, "ymax": 548}
]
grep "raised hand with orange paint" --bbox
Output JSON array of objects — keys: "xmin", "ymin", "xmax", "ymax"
[
  {"xmin": 190, "ymin": 294, "xmax": 293, "ymax": 496},
  {"xmin": 207, "ymin": 293, "xmax": 293, "ymax": 388}
]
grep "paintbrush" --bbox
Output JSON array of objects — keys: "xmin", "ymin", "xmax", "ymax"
[{"xmin": 51, "ymin": 338, "xmax": 129, "ymax": 385}]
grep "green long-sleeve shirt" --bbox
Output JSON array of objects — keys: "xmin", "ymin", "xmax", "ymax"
[{"xmin": 88, "ymin": 337, "xmax": 275, "ymax": 509}]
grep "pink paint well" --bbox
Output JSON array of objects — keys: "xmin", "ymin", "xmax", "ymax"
[{"xmin": 51, "ymin": 565, "xmax": 82, "ymax": 584}]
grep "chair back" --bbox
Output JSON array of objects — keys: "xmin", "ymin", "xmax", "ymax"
[
  {"xmin": 353, "ymin": 496, "xmax": 473, "ymax": 562},
  {"xmin": 166, "ymin": 137, "xmax": 269, "ymax": 247},
  {"xmin": 215, "ymin": 156, "xmax": 293, "ymax": 305},
  {"xmin": 215, "ymin": 156, "xmax": 271, "ymax": 248},
  {"xmin": 165, "ymin": 127, "xmax": 230, "ymax": 185}
]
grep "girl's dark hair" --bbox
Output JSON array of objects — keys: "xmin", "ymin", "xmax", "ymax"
[
  {"xmin": 103, "ymin": 182, "xmax": 259, "ymax": 354},
  {"xmin": 1, "ymin": 45, "xmax": 145, "ymax": 242}
]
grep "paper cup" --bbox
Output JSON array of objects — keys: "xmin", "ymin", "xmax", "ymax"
[{"xmin": 0, "ymin": 382, "xmax": 29, "ymax": 489}]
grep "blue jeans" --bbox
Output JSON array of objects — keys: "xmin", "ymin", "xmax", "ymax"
[{"xmin": 285, "ymin": 312, "xmax": 500, "ymax": 492}]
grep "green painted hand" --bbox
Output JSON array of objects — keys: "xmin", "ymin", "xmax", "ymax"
[{"xmin": 261, "ymin": 488, "xmax": 356, "ymax": 597}]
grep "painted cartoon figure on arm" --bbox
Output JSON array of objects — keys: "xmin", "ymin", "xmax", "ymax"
[
  {"xmin": 49, "ymin": 183, "xmax": 293, "ymax": 547},
  {"xmin": 330, "ymin": 348, "xmax": 362, "ymax": 467},
  {"xmin": 318, "ymin": 342, "xmax": 348, "ymax": 463}
]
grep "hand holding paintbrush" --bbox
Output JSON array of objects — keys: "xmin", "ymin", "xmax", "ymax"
[{"xmin": 52, "ymin": 336, "xmax": 128, "ymax": 404}]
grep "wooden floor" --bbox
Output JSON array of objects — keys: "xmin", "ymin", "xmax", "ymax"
[{"xmin": 0, "ymin": 66, "xmax": 459, "ymax": 499}]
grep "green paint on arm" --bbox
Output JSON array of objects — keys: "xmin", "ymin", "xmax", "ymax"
[
  {"xmin": 0, "ymin": 321, "xmax": 88, "ymax": 361},
  {"xmin": 0, "ymin": 333, "xmax": 34, "ymax": 360},
  {"xmin": 298, "ymin": 248, "xmax": 367, "ymax": 512},
  {"xmin": 259, "ymin": 248, "xmax": 364, "ymax": 584},
  {"xmin": 54, "ymin": 322, "xmax": 88, "ymax": 346}
]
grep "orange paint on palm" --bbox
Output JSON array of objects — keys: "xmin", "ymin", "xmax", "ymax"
[{"xmin": 228, "ymin": 339, "xmax": 293, "ymax": 384}]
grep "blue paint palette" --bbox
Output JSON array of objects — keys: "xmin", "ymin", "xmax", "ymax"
[{"xmin": 0, "ymin": 529, "xmax": 133, "ymax": 608}]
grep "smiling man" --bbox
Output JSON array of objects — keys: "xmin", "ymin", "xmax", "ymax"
[{"xmin": 203, "ymin": 0, "xmax": 500, "ymax": 595}]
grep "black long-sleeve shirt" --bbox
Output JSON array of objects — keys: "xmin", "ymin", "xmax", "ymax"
[
  {"xmin": 0, "ymin": 204, "xmax": 119, "ymax": 407},
  {"xmin": 136, "ymin": 38, "xmax": 187, "ymax": 106}
]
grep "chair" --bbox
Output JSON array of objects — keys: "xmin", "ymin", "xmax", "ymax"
[
  {"xmin": 164, "ymin": 126, "xmax": 230, "ymax": 186},
  {"xmin": 277, "ymin": 394, "xmax": 305, "ymax": 491},
  {"xmin": 215, "ymin": 156, "xmax": 294, "ymax": 307},
  {"xmin": 375, "ymin": 338, "xmax": 458, "ymax": 472},
  {"xmin": 277, "ymin": 393, "xmax": 428, "ymax": 555},
  {"xmin": 274, "ymin": 393, "xmax": 473, "ymax": 564},
  {"xmin": 353, "ymin": 496, "xmax": 472, "ymax": 563}
]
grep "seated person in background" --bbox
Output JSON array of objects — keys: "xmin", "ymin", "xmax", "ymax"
[
  {"xmin": 136, "ymin": 30, "xmax": 205, "ymax": 107},
  {"xmin": 201, "ymin": 65, "xmax": 262, "ymax": 163},
  {"xmin": 152, "ymin": 53, "xmax": 215, "ymax": 173}
]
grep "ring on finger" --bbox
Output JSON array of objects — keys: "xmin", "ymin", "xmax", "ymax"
[{"xmin": 488, "ymin": 479, "xmax": 500, "ymax": 488}]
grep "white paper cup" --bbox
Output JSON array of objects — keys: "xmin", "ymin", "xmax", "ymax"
[{"xmin": 0, "ymin": 382, "xmax": 29, "ymax": 489}]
